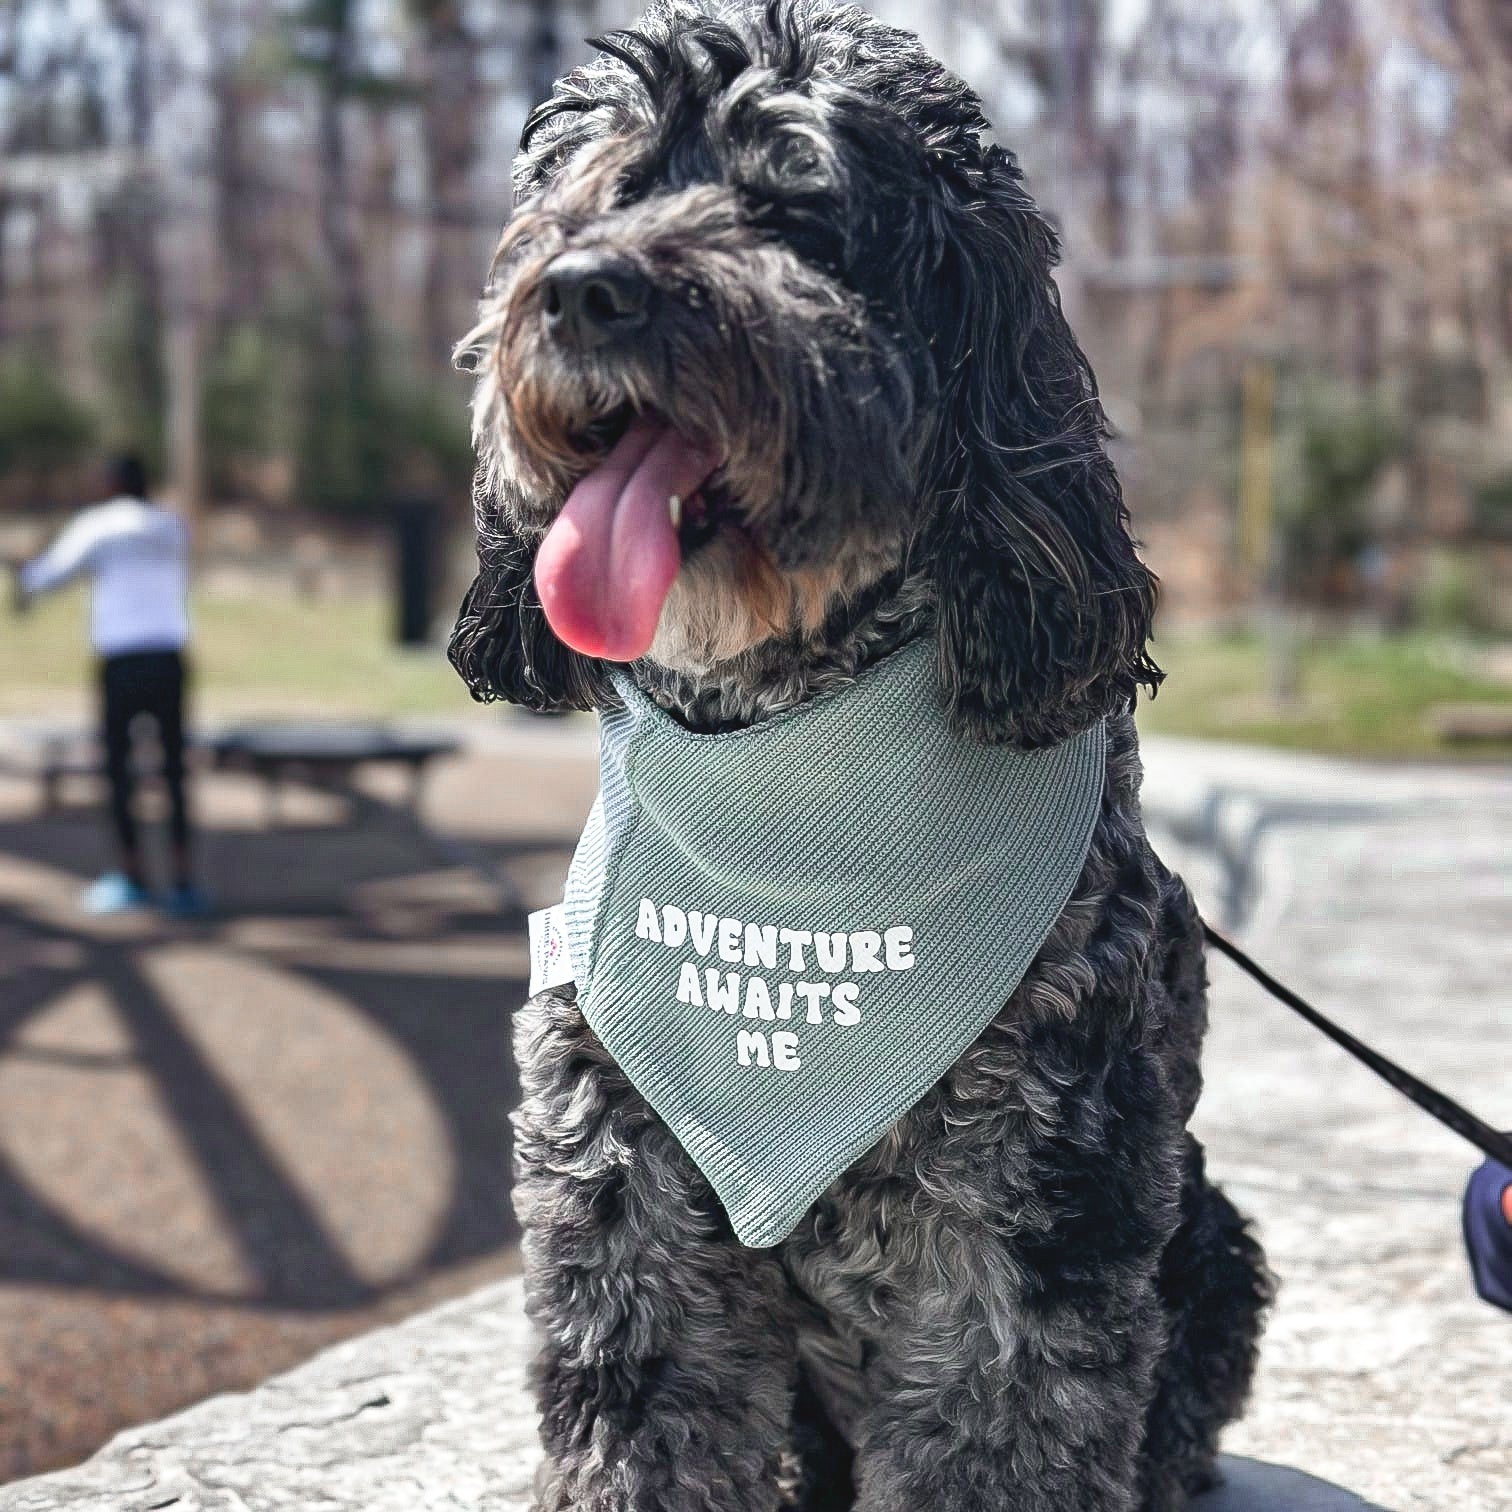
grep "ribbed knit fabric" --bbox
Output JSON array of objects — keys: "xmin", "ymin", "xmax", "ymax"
[{"xmin": 563, "ymin": 636, "xmax": 1106, "ymax": 1247}]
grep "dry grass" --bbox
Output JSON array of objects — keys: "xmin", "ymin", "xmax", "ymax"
[{"xmin": 4, "ymin": 589, "xmax": 1508, "ymax": 757}]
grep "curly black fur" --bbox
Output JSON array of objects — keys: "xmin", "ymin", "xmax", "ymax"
[{"xmin": 450, "ymin": 4, "xmax": 1271, "ymax": 1509}]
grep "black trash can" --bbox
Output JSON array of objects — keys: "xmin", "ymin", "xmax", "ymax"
[{"xmin": 393, "ymin": 498, "xmax": 439, "ymax": 646}]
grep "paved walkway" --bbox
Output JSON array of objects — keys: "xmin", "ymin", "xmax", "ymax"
[
  {"xmin": 1141, "ymin": 741, "xmax": 1511, "ymax": 1512},
  {"xmin": 0, "ymin": 1277, "xmax": 1395, "ymax": 1512},
  {"xmin": 0, "ymin": 726, "xmax": 1506, "ymax": 1507},
  {"xmin": 0, "ymin": 720, "xmax": 598, "ymax": 1479}
]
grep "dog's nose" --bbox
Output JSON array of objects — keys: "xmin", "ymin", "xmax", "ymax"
[{"xmin": 541, "ymin": 251, "xmax": 651, "ymax": 349}]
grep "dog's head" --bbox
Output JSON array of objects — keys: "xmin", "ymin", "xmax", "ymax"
[{"xmin": 451, "ymin": 0, "xmax": 1160, "ymax": 747}]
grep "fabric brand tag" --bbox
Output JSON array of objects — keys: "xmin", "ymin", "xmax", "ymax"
[{"xmin": 528, "ymin": 903, "xmax": 575, "ymax": 996}]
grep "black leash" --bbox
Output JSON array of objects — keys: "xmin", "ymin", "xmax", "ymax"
[{"xmin": 1203, "ymin": 921, "xmax": 1512, "ymax": 1171}]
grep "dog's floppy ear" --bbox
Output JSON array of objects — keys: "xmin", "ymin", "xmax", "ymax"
[
  {"xmin": 924, "ymin": 144, "xmax": 1161, "ymax": 749},
  {"xmin": 448, "ymin": 476, "xmax": 612, "ymax": 713}
]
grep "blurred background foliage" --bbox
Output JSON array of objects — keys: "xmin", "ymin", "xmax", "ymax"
[
  {"xmin": 0, "ymin": 0, "xmax": 1508, "ymax": 749},
  {"xmin": 0, "ymin": 355, "xmax": 98, "ymax": 485},
  {"xmin": 1271, "ymin": 385, "xmax": 1402, "ymax": 603}
]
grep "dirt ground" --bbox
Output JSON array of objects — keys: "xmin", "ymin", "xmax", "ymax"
[{"xmin": 0, "ymin": 718, "xmax": 599, "ymax": 1480}]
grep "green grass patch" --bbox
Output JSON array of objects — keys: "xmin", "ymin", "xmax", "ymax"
[
  {"xmin": 1140, "ymin": 628, "xmax": 1512, "ymax": 758},
  {"xmin": 5, "ymin": 590, "xmax": 1508, "ymax": 757},
  {"xmin": 0, "ymin": 589, "xmax": 484, "ymax": 722}
]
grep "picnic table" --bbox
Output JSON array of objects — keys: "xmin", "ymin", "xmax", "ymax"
[
  {"xmin": 4, "ymin": 718, "xmax": 515, "ymax": 906},
  {"xmin": 205, "ymin": 723, "xmax": 460, "ymax": 825},
  {"xmin": 0, "ymin": 727, "xmax": 182, "ymax": 814},
  {"xmin": 7, "ymin": 722, "xmax": 460, "ymax": 826},
  {"xmin": 205, "ymin": 722, "xmax": 516, "ymax": 905}
]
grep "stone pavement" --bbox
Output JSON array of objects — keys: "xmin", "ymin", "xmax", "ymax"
[
  {"xmin": 0, "ymin": 729, "xmax": 1507, "ymax": 1509},
  {"xmin": 0, "ymin": 719, "xmax": 598, "ymax": 1479},
  {"xmin": 1142, "ymin": 740, "xmax": 1511, "ymax": 1512},
  {"xmin": 0, "ymin": 1277, "xmax": 1394, "ymax": 1512}
]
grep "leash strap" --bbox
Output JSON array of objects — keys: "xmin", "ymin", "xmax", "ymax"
[{"xmin": 1203, "ymin": 921, "xmax": 1512, "ymax": 1170}]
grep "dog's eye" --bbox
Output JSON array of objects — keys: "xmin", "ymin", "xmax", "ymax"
[
  {"xmin": 778, "ymin": 143, "xmax": 821, "ymax": 181},
  {"xmin": 732, "ymin": 135, "xmax": 849, "ymax": 266},
  {"xmin": 769, "ymin": 135, "xmax": 833, "ymax": 191},
  {"xmin": 744, "ymin": 195, "xmax": 848, "ymax": 272},
  {"xmin": 613, "ymin": 167, "xmax": 650, "ymax": 206}
]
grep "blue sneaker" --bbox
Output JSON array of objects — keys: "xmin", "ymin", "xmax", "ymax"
[
  {"xmin": 162, "ymin": 883, "xmax": 213, "ymax": 920},
  {"xmin": 83, "ymin": 873, "xmax": 152, "ymax": 914}
]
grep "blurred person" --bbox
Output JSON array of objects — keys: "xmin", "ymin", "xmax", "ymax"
[
  {"xmin": 10, "ymin": 454, "xmax": 207, "ymax": 917},
  {"xmin": 1463, "ymin": 1154, "xmax": 1512, "ymax": 1314}
]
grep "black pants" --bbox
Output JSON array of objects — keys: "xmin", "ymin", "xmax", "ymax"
[{"xmin": 99, "ymin": 649, "xmax": 191, "ymax": 871}]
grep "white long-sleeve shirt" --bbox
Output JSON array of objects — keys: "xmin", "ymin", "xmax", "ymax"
[{"xmin": 20, "ymin": 498, "xmax": 190, "ymax": 657}]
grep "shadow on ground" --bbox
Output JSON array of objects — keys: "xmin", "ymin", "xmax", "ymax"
[{"xmin": 0, "ymin": 746, "xmax": 597, "ymax": 1479}]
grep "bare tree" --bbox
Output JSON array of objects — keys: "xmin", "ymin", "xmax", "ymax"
[
  {"xmin": 409, "ymin": 0, "xmax": 483, "ymax": 366},
  {"xmin": 291, "ymin": 0, "xmax": 371, "ymax": 361}
]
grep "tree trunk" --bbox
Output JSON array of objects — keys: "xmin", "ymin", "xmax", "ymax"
[
  {"xmin": 315, "ymin": 0, "xmax": 368, "ymax": 363},
  {"xmin": 420, "ymin": 3, "xmax": 482, "ymax": 367}
]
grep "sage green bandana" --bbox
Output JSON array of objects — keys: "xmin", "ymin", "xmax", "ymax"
[{"xmin": 534, "ymin": 636, "xmax": 1106, "ymax": 1248}]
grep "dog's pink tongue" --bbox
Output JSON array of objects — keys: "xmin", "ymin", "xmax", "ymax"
[{"xmin": 534, "ymin": 418, "xmax": 719, "ymax": 662}]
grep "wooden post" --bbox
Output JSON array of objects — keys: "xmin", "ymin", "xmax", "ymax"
[
  {"xmin": 1238, "ymin": 358, "xmax": 1274, "ymax": 584},
  {"xmin": 1240, "ymin": 357, "xmax": 1299, "ymax": 706},
  {"xmin": 164, "ymin": 310, "xmax": 204, "ymax": 532}
]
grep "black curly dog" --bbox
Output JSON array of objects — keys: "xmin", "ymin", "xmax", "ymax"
[{"xmin": 450, "ymin": 4, "xmax": 1272, "ymax": 1508}]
